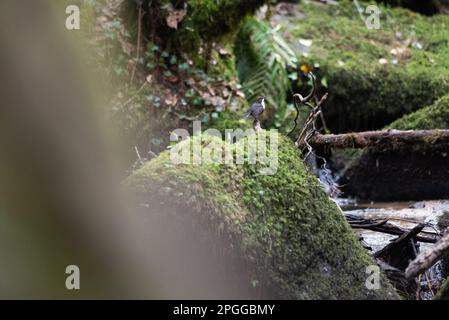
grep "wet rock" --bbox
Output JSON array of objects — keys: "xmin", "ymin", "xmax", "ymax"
[
  {"xmin": 337, "ymin": 94, "xmax": 449, "ymax": 201},
  {"xmin": 339, "ymin": 144, "xmax": 449, "ymax": 201}
]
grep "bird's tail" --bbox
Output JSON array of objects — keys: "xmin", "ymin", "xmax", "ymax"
[{"xmin": 243, "ymin": 110, "xmax": 251, "ymax": 119}]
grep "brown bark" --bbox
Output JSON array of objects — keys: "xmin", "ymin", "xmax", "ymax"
[{"xmin": 302, "ymin": 129, "xmax": 449, "ymax": 149}]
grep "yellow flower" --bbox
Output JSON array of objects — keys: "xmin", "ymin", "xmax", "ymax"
[{"xmin": 299, "ymin": 63, "xmax": 312, "ymax": 75}]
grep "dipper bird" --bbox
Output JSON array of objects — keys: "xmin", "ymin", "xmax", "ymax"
[{"xmin": 243, "ymin": 96, "xmax": 265, "ymax": 120}]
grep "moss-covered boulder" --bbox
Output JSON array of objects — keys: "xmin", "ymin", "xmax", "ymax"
[
  {"xmin": 124, "ymin": 0, "xmax": 269, "ymax": 54},
  {"xmin": 388, "ymin": 93, "xmax": 449, "ymax": 130},
  {"xmin": 337, "ymin": 93, "xmax": 449, "ymax": 201},
  {"xmin": 376, "ymin": 0, "xmax": 448, "ymax": 16},
  {"xmin": 275, "ymin": 0, "xmax": 449, "ymax": 132},
  {"xmin": 126, "ymin": 133, "xmax": 399, "ymax": 299},
  {"xmin": 338, "ymin": 144, "xmax": 449, "ymax": 201}
]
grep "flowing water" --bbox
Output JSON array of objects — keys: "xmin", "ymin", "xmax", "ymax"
[
  {"xmin": 316, "ymin": 163, "xmax": 449, "ymax": 299},
  {"xmin": 340, "ymin": 199, "xmax": 449, "ymax": 299}
]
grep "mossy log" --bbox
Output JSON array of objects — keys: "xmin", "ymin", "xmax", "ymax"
[
  {"xmin": 389, "ymin": 94, "xmax": 449, "ymax": 130},
  {"xmin": 304, "ymin": 129, "xmax": 449, "ymax": 149},
  {"xmin": 336, "ymin": 93, "xmax": 449, "ymax": 201},
  {"xmin": 125, "ymin": 134, "xmax": 399, "ymax": 299},
  {"xmin": 126, "ymin": 0, "xmax": 269, "ymax": 53},
  {"xmin": 276, "ymin": 0, "xmax": 449, "ymax": 132}
]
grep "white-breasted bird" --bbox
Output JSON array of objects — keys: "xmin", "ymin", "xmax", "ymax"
[{"xmin": 243, "ymin": 96, "xmax": 265, "ymax": 120}]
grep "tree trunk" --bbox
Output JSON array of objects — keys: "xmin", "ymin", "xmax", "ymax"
[{"xmin": 303, "ymin": 129, "xmax": 449, "ymax": 149}]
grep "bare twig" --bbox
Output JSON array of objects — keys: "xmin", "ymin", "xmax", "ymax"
[
  {"xmin": 287, "ymin": 73, "xmax": 317, "ymax": 137},
  {"xmin": 295, "ymin": 92, "xmax": 328, "ymax": 147},
  {"xmin": 425, "ymin": 271, "xmax": 435, "ymax": 297},
  {"xmin": 287, "ymin": 95, "xmax": 302, "ymax": 137},
  {"xmin": 315, "ymin": 95, "xmax": 329, "ymax": 132},
  {"xmin": 130, "ymin": 5, "xmax": 143, "ymax": 84},
  {"xmin": 119, "ymin": 81, "xmax": 147, "ymax": 109},
  {"xmin": 134, "ymin": 146, "xmax": 144, "ymax": 165}
]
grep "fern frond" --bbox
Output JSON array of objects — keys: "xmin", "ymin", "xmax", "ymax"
[{"xmin": 235, "ymin": 17, "xmax": 297, "ymax": 126}]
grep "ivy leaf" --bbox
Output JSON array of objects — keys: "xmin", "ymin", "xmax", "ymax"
[{"xmin": 165, "ymin": 4, "xmax": 187, "ymax": 30}]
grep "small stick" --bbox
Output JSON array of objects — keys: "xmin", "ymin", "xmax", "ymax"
[
  {"xmin": 130, "ymin": 5, "xmax": 143, "ymax": 84},
  {"xmin": 134, "ymin": 146, "xmax": 144, "ymax": 165},
  {"xmin": 295, "ymin": 93, "xmax": 328, "ymax": 146}
]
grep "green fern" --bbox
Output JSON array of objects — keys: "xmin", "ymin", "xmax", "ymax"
[{"xmin": 235, "ymin": 17, "xmax": 297, "ymax": 127}]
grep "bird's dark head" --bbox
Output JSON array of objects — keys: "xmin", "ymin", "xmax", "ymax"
[{"xmin": 255, "ymin": 96, "xmax": 265, "ymax": 103}]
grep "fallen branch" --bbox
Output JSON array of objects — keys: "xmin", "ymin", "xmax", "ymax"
[
  {"xmin": 374, "ymin": 224, "xmax": 425, "ymax": 271},
  {"xmin": 405, "ymin": 228, "xmax": 449, "ymax": 281},
  {"xmin": 301, "ymin": 129, "xmax": 449, "ymax": 149},
  {"xmin": 345, "ymin": 214, "xmax": 438, "ymax": 243},
  {"xmin": 349, "ymin": 218, "xmax": 389, "ymax": 229}
]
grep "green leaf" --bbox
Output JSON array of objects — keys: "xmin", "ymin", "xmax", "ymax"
[{"xmin": 236, "ymin": 17, "xmax": 297, "ymax": 123}]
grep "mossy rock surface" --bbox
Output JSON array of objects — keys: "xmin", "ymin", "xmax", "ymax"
[
  {"xmin": 338, "ymin": 144, "xmax": 449, "ymax": 201},
  {"xmin": 338, "ymin": 94, "xmax": 449, "ymax": 201},
  {"xmin": 436, "ymin": 277, "xmax": 449, "ymax": 300},
  {"xmin": 388, "ymin": 93, "xmax": 449, "ymax": 130},
  {"xmin": 276, "ymin": 0, "xmax": 449, "ymax": 132},
  {"xmin": 125, "ymin": 0, "xmax": 269, "ymax": 53},
  {"xmin": 126, "ymin": 133, "xmax": 399, "ymax": 299},
  {"xmin": 376, "ymin": 0, "xmax": 447, "ymax": 15}
]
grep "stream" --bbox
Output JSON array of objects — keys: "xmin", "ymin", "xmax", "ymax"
[
  {"xmin": 340, "ymin": 198, "xmax": 449, "ymax": 299},
  {"xmin": 315, "ymin": 161, "xmax": 449, "ymax": 299}
]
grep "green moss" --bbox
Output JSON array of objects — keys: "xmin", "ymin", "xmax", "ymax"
[
  {"xmin": 388, "ymin": 93, "xmax": 449, "ymax": 130},
  {"xmin": 207, "ymin": 110, "xmax": 251, "ymax": 133},
  {"xmin": 235, "ymin": 17, "xmax": 297, "ymax": 129},
  {"xmin": 92, "ymin": 0, "xmax": 258, "ymax": 154},
  {"xmin": 177, "ymin": 0, "xmax": 269, "ymax": 52},
  {"xmin": 91, "ymin": 1, "xmax": 251, "ymax": 153},
  {"xmin": 375, "ymin": 0, "xmax": 443, "ymax": 15},
  {"xmin": 277, "ymin": 0, "xmax": 449, "ymax": 131},
  {"xmin": 435, "ymin": 277, "xmax": 449, "ymax": 300},
  {"xmin": 124, "ymin": 0, "xmax": 269, "ymax": 54},
  {"xmin": 126, "ymin": 133, "xmax": 399, "ymax": 299}
]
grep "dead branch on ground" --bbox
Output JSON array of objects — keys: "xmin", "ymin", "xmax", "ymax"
[
  {"xmin": 345, "ymin": 214, "xmax": 438, "ymax": 243},
  {"xmin": 405, "ymin": 228, "xmax": 449, "ymax": 281}
]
